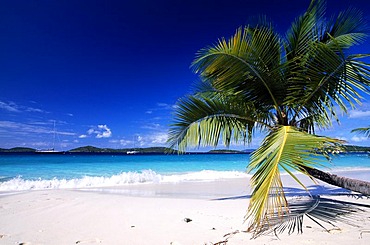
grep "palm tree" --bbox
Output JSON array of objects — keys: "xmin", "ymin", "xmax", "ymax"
[{"xmin": 168, "ymin": 0, "xmax": 370, "ymax": 235}]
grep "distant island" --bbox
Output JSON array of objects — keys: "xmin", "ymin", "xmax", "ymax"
[
  {"xmin": 0, "ymin": 145, "xmax": 369, "ymax": 154},
  {"xmin": 0, "ymin": 147, "xmax": 37, "ymax": 153},
  {"xmin": 0, "ymin": 146, "xmax": 176, "ymax": 154},
  {"xmin": 0, "ymin": 146, "xmax": 254, "ymax": 154}
]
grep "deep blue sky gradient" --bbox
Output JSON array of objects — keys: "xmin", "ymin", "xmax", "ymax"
[{"xmin": 1, "ymin": 0, "xmax": 370, "ymax": 150}]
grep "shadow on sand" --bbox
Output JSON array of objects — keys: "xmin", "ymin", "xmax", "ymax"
[{"xmin": 212, "ymin": 185, "xmax": 360, "ymax": 201}]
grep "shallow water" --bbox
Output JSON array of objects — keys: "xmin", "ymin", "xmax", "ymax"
[{"xmin": 0, "ymin": 153, "xmax": 369, "ymax": 191}]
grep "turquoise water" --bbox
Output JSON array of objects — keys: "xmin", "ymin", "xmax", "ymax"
[
  {"xmin": 0, "ymin": 153, "xmax": 369, "ymax": 191},
  {"xmin": 0, "ymin": 154, "xmax": 249, "ymax": 179}
]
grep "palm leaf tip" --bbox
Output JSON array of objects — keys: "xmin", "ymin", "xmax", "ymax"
[
  {"xmin": 351, "ymin": 126, "xmax": 370, "ymax": 138},
  {"xmin": 246, "ymin": 126, "xmax": 344, "ymax": 234}
]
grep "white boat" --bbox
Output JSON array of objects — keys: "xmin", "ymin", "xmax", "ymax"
[
  {"xmin": 36, "ymin": 121, "xmax": 61, "ymax": 153},
  {"xmin": 126, "ymin": 150, "xmax": 139, "ymax": 155},
  {"xmin": 36, "ymin": 148, "xmax": 58, "ymax": 153},
  {"xmin": 126, "ymin": 135, "xmax": 139, "ymax": 154}
]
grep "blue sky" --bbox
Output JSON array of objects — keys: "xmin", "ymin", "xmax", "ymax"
[{"xmin": 0, "ymin": 0, "xmax": 369, "ymax": 151}]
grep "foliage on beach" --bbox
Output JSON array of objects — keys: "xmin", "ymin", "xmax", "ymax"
[{"xmin": 168, "ymin": 0, "xmax": 370, "ymax": 237}]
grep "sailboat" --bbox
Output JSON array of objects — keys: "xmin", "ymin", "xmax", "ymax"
[
  {"xmin": 126, "ymin": 150, "xmax": 138, "ymax": 154},
  {"xmin": 36, "ymin": 121, "xmax": 61, "ymax": 154},
  {"xmin": 126, "ymin": 135, "xmax": 139, "ymax": 154}
]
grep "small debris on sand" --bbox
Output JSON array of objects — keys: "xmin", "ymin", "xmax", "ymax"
[{"xmin": 76, "ymin": 238, "xmax": 102, "ymax": 244}]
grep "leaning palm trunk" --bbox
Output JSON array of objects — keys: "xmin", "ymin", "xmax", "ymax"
[{"xmin": 303, "ymin": 166, "xmax": 370, "ymax": 195}]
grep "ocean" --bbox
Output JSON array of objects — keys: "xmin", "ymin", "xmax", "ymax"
[{"xmin": 0, "ymin": 153, "xmax": 369, "ymax": 192}]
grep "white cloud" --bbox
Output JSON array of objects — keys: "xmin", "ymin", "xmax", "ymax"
[
  {"xmin": 26, "ymin": 107, "xmax": 45, "ymax": 113},
  {"xmin": 57, "ymin": 131, "xmax": 76, "ymax": 136},
  {"xmin": 150, "ymin": 133, "xmax": 168, "ymax": 144},
  {"xmin": 87, "ymin": 125, "xmax": 112, "ymax": 138},
  {"xmin": 119, "ymin": 139, "xmax": 132, "ymax": 146},
  {"xmin": 157, "ymin": 102, "xmax": 169, "ymax": 107},
  {"xmin": 145, "ymin": 102, "xmax": 177, "ymax": 115},
  {"xmin": 0, "ymin": 120, "xmax": 75, "ymax": 136},
  {"xmin": 156, "ymin": 102, "xmax": 177, "ymax": 110},
  {"xmin": 130, "ymin": 132, "xmax": 169, "ymax": 147},
  {"xmin": 0, "ymin": 101, "xmax": 20, "ymax": 112},
  {"xmin": 349, "ymin": 110, "xmax": 370, "ymax": 118},
  {"xmin": 0, "ymin": 121, "xmax": 20, "ymax": 129},
  {"xmin": 79, "ymin": 134, "xmax": 88, "ymax": 138},
  {"xmin": 136, "ymin": 135, "xmax": 145, "ymax": 146},
  {"xmin": 97, "ymin": 125, "xmax": 112, "ymax": 138},
  {"xmin": 109, "ymin": 139, "xmax": 134, "ymax": 147},
  {"xmin": 29, "ymin": 121, "xmax": 53, "ymax": 126},
  {"xmin": 0, "ymin": 101, "xmax": 47, "ymax": 114},
  {"xmin": 142, "ymin": 123, "xmax": 161, "ymax": 130},
  {"xmin": 350, "ymin": 136, "xmax": 369, "ymax": 143},
  {"xmin": 31, "ymin": 142, "xmax": 50, "ymax": 147}
]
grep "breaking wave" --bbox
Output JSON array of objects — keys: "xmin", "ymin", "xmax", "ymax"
[{"xmin": 0, "ymin": 170, "xmax": 250, "ymax": 191}]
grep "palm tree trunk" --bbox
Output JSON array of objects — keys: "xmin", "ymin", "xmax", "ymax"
[{"xmin": 302, "ymin": 166, "xmax": 370, "ymax": 195}]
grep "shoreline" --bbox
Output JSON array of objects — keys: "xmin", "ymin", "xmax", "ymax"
[
  {"xmin": 1, "ymin": 168, "xmax": 370, "ymax": 194},
  {"xmin": 1, "ymin": 176, "xmax": 370, "ymax": 244}
]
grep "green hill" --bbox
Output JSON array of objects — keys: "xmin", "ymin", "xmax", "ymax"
[
  {"xmin": 0, "ymin": 147, "xmax": 36, "ymax": 152},
  {"xmin": 69, "ymin": 145, "xmax": 112, "ymax": 153},
  {"xmin": 68, "ymin": 146, "xmax": 176, "ymax": 154},
  {"xmin": 208, "ymin": 149, "xmax": 244, "ymax": 154},
  {"xmin": 0, "ymin": 145, "xmax": 368, "ymax": 154},
  {"xmin": 343, "ymin": 145, "xmax": 370, "ymax": 153}
]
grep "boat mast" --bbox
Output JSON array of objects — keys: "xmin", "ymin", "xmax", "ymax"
[{"xmin": 52, "ymin": 120, "xmax": 56, "ymax": 151}]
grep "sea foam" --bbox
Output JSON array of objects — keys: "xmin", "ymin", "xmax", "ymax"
[{"xmin": 0, "ymin": 170, "xmax": 249, "ymax": 191}]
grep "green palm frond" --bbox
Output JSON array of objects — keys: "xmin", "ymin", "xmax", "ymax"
[
  {"xmin": 191, "ymin": 25, "xmax": 286, "ymax": 116},
  {"xmin": 285, "ymin": 0, "xmax": 325, "ymax": 59},
  {"xmin": 246, "ymin": 126, "xmax": 343, "ymax": 234},
  {"xmin": 347, "ymin": 55, "xmax": 370, "ymax": 89},
  {"xmin": 287, "ymin": 45, "xmax": 370, "ymax": 127},
  {"xmin": 323, "ymin": 7, "xmax": 368, "ymax": 50},
  {"xmin": 167, "ymin": 95, "xmax": 273, "ymax": 152},
  {"xmin": 285, "ymin": 0, "xmax": 370, "ymax": 127},
  {"xmin": 252, "ymin": 195, "xmax": 370, "ymax": 238},
  {"xmin": 351, "ymin": 126, "xmax": 370, "ymax": 138},
  {"xmin": 294, "ymin": 110, "xmax": 334, "ymax": 134}
]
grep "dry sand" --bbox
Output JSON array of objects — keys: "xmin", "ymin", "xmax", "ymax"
[{"xmin": 1, "ymin": 175, "xmax": 370, "ymax": 245}]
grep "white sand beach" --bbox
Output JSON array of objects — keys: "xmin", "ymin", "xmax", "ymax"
[{"xmin": 1, "ymin": 174, "xmax": 370, "ymax": 245}]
